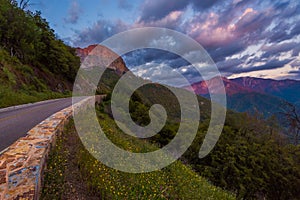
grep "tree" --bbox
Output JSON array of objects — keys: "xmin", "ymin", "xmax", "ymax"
[
  {"xmin": 281, "ymin": 102, "xmax": 300, "ymax": 145},
  {"xmin": 19, "ymin": 0, "xmax": 30, "ymax": 10}
]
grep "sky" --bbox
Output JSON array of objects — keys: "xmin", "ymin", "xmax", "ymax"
[{"xmin": 22, "ymin": 0, "xmax": 300, "ymax": 83}]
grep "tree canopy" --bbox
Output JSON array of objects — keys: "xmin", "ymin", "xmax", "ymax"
[{"xmin": 0, "ymin": 0, "xmax": 79, "ymax": 82}]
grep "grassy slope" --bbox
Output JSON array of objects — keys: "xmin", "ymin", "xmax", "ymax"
[
  {"xmin": 41, "ymin": 69, "xmax": 235, "ymax": 199},
  {"xmin": 41, "ymin": 115, "xmax": 235, "ymax": 200},
  {"xmin": 0, "ymin": 49, "xmax": 72, "ymax": 108},
  {"xmin": 95, "ymin": 70, "xmax": 300, "ymax": 199}
]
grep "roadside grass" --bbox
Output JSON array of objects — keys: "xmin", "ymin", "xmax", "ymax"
[
  {"xmin": 41, "ymin": 111, "xmax": 235, "ymax": 200},
  {"xmin": 0, "ymin": 85, "xmax": 70, "ymax": 108},
  {"xmin": 40, "ymin": 122, "xmax": 70, "ymax": 199}
]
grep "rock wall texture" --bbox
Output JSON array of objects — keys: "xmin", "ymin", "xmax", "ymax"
[{"xmin": 0, "ymin": 97, "xmax": 94, "ymax": 200}]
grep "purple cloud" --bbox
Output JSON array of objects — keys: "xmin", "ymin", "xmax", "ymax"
[
  {"xmin": 73, "ymin": 19, "xmax": 128, "ymax": 47},
  {"xmin": 70, "ymin": 0, "xmax": 300, "ymax": 82},
  {"xmin": 191, "ymin": 0, "xmax": 223, "ymax": 10},
  {"xmin": 64, "ymin": 1, "xmax": 81, "ymax": 24},
  {"xmin": 138, "ymin": 0, "xmax": 223, "ymax": 24},
  {"xmin": 138, "ymin": 0, "xmax": 187, "ymax": 23},
  {"xmin": 261, "ymin": 42, "xmax": 299, "ymax": 59}
]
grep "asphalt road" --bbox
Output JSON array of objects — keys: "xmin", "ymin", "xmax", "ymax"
[{"xmin": 0, "ymin": 97, "xmax": 83, "ymax": 152}]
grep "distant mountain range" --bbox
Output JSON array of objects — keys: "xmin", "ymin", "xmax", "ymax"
[
  {"xmin": 76, "ymin": 45, "xmax": 300, "ymax": 118},
  {"xmin": 185, "ymin": 76, "xmax": 300, "ymax": 117}
]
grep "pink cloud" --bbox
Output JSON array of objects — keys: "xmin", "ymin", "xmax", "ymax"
[
  {"xmin": 184, "ymin": 7, "xmax": 273, "ymax": 48},
  {"xmin": 185, "ymin": 12, "xmax": 236, "ymax": 47}
]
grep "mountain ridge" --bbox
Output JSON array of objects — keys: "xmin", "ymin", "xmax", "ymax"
[
  {"xmin": 231, "ymin": 76, "xmax": 300, "ymax": 105},
  {"xmin": 185, "ymin": 76, "xmax": 300, "ymax": 117},
  {"xmin": 186, "ymin": 76, "xmax": 300, "ymax": 102}
]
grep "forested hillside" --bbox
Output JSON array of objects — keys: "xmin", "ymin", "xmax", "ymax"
[
  {"xmin": 97, "ymin": 69, "xmax": 300, "ymax": 199},
  {"xmin": 0, "ymin": 0, "xmax": 80, "ymax": 107}
]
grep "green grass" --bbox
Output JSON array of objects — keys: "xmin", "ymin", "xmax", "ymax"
[
  {"xmin": 40, "ymin": 126, "xmax": 68, "ymax": 199},
  {"xmin": 41, "ymin": 109, "xmax": 235, "ymax": 199},
  {"xmin": 0, "ymin": 85, "xmax": 70, "ymax": 108}
]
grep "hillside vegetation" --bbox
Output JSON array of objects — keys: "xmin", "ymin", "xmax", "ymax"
[
  {"xmin": 0, "ymin": 0, "xmax": 80, "ymax": 108},
  {"xmin": 41, "ymin": 117, "xmax": 235, "ymax": 200},
  {"xmin": 98, "ymin": 70, "xmax": 300, "ymax": 199}
]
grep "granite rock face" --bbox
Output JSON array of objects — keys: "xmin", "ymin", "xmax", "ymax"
[{"xmin": 76, "ymin": 45, "xmax": 129, "ymax": 75}]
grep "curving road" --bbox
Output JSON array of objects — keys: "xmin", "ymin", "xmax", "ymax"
[{"xmin": 0, "ymin": 97, "xmax": 84, "ymax": 152}]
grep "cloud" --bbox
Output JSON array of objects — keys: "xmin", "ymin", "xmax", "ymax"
[
  {"xmin": 72, "ymin": 20, "xmax": 128, "ymax": 47},
  {"xmin": 216, "ymin": 58, "xmax": 244, "ymax": 72},
  {"xmin": 191, "ymin": 0, "xmax": 222, "ymax": 10},
  {"xmin": 64, "ymin": 1, "xmax": 81, "ymax": 24},
  {"xmin": 123, "ymin": 49, "xmax": 203, "ymax": 85},
  {"xmin": 292, "ymin": 45, "xmax": 300, "ymax": 57},
  {"xmin": 289, "ymin": 70, "xmax": 300, "ymax": 74},
  {"xmin": 183, "ymin": 5, "xmax": 276, "ymax": 51},
  {"xmin": 232, "ymin": 59, "xmax": 292, "ymax": 74},
  {"xmin": 139, "ymin": 0, "xmax": 187, "ymax": 23},
  {"xmin": 118, "ymin": 0, "xmax": 133, "ymax": 10},
  {"xmin": 138, "ymin": 0, "xmax": 223, "ymax": 24},
  {"xmin": 290, "ymin": 60, "xmax": 300, "ymax": 68},
  {"xmin": 185, "ymin": 12, "xmax": 236, "ymax": 48},
  {"xmin": 268, "ymin": 23, "xmax": 294, "ymax": 43},
  {"xmin": 234, "ymin": 9, "xmax": 273, "ymax": 36},
  {"xmin": 123, "ymin": 49, "xmax": 185, "ymax": 69},
  {"xmin": 261, "ymin": 42, "xmax": 299, "ymax": 59},
  {"xmin": 291, "ymin": 23, "xmax": 300, "ymax": 36},
  {"xmin": 69, "ymin": 0, "xmax": 300, "ymax": 82},
  {"xmin": 130, "ymin": 61, "xmax": 193, "ymax": 87},
  {"xmin": 208, "ymin": 41, "xmax": 247, "ymax": 62},
  {"xmin": 135, "ymin": 11, "xmax": 184, "ymax": 30},
  {"xmin": 288, "ymin": 70, "xmax": 300, "ymax": 79}
]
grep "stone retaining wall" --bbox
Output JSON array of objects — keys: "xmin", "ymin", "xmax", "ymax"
[{"xmin": 0, "ymin": 97, "xmax": 96, "ymax": 200}]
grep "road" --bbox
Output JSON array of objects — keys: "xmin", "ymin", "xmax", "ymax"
[{"xmin": 0, "ymin": 97, "xmax": 84, "ymax": 152}]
